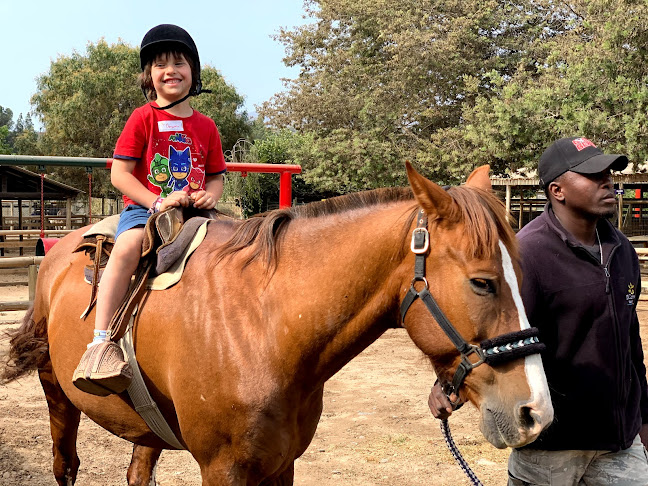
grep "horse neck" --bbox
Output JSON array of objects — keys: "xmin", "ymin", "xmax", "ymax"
[{"xmin": 268, "ymin": 202, "xmax": 415, "ymax": 385}]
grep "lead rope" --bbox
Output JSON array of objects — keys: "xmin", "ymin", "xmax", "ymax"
[{"xmin": 440, "ymin": 419, "xmax": 483, "ymax": 486}]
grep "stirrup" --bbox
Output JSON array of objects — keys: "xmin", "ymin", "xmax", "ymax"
[{"xmin": 72, "ymin": 341, "xmax": 133, "ymax": 397}]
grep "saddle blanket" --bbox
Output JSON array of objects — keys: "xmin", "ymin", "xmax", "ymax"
[{"xmin": 81, "ymin": 213, "xmax": 210, "ymax": 291}]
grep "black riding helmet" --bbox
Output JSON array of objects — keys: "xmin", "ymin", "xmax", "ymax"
[{"xmin": 140, "ymin": 24, "xmax": 209, "ymax": 108}]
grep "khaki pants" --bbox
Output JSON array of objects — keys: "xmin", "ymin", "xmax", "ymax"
[{"xmin": 508, "ymin": 435, "xmax": 648, "ymax": 486}]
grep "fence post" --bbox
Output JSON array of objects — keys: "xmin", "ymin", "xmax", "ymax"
[{"xmin": 28, "ymin": 264, "xmax": 38, "ymax": 301}]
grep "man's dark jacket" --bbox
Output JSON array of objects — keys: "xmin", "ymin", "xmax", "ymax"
[{"xmin": 518, "ymin": 206, "xmax": 648, "ymax": 451}]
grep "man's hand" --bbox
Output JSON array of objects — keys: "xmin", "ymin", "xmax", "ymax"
[{"xmin": 428, "ymin": 382, "xmax": 457, "ymax": 420}]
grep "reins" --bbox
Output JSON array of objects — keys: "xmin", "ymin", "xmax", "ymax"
[
  {"xmin": 440, "ymin": 418, "xmax": 483, "ymax": 486},
  {"xmin": 399, "ymin": 208, "xmax": 545, "ymax": 485}
]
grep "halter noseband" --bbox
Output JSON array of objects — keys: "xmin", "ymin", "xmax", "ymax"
[{"xmin": 399, "ymin": 209, "xmax": 544, "ymax": 406}]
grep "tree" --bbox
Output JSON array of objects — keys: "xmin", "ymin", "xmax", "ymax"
[
  {"xmin": 261, "ymin": 0, "xmax": 577, "ymax": 189},
  {"xmin": 30, "ymin": 40, "xmax": 252, "ymax": 196},
  {"xmin": 441, "ymin": 0, "xmax": 648, "ymax": 175},
  {"xmin": 0, "ymin": 126, "xmax": 11, "ymax": 155},
  {"xmin": 0, "ymin": 106, "xmax": 13, "ymax": 130},
  {"xmin": 0, "ymin": 106, "xmax": 39, "ymax": 155},
  {"xmin": 0, "ymin": 106, "xmax": 12, "ymax": 154},
  {"xmin": 191, "ymin": 68, "xmax": 253, "ymax": 153},
  {"xmin": 11, "ymin": 114, "xmax": 39, "ymax": 155}
]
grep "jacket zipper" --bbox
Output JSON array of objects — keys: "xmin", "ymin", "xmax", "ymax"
[{"xmin": 604, "ymin": 245, "xmax": 625, "ymax": 446}]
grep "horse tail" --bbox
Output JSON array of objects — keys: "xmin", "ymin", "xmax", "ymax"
[{"xmin": 0, "ymin": 305, "xmax": 49, "ymax": 384}]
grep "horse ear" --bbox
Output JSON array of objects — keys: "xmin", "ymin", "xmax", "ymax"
[
  {"xmin": 465, "ymin": 165, "xmax": 491, "ymax": 190},
  {"xmin": 405, "ymin": 161, "xmax": 454, "ymax": 218}
]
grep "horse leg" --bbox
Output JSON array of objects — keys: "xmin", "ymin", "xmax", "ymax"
[
  {"xmin": 198, "ymin": 462, "xmax": 294, "ymax": 486},
  {"xmin": 261, "ymin": 462, "xmax": 294, "ymax": 486},
  {"xmin": 127, "ymin": 444, "xmax": 162, "ymax": 486},
  {"xmin": 38, "ymin": 362, "xmax": 81, "ymax": 486}
]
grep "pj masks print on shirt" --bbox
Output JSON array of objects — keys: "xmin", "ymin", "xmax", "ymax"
[
  {"xmin": 148, "ymin": 130, "xmax": 208, "ymax": 196},
  {"xmin": 168, "ymin": 146, "xmax": 191, "ymax": 191}
]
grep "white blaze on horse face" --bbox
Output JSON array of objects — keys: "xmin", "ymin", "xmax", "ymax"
[{"xmin": 498, "ymin": 241, "xmax": 553, "ymax": 425}]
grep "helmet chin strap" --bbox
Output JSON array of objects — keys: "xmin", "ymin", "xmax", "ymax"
[
  {"xmin": 146, "ymin": 87, "xmax": 213, "ymax": 111},
  {"xmin": 151, "ymin": 92, "xmax": 192, "ymax": 111}
]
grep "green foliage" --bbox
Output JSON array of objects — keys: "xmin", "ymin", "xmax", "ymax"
[
  {"xmin": 442, "ymin": 0, "xmax": 648, "ymax": 175},
  {"xmin": 0, "ymin": 126, "xmax": 11, "ymax": 155},
  {"xmin": 33, "ymin": 40, "xmax": 141, "ymax": 159},
  {"xmin": 261, "ymin": 0, "xmax": 577, "ymax": 189},
  {"xmin": 223, "ymin": 132, "xmax": 302, "ymax": 216},
  {"xmin": 11, "ymin": 114, "xmax": 39, "ymax": 155},
  {"xmin": 30, "ymin": 40, "xmax": 141, "ymax": 195},
  {"xmin": 0, "ymin": 106, "xmax": 39, "ymax": 155},
  {"xmin": 190, "ymin": 67, "xmax": 252, "ymax": 152},
  {"xmin": 222, "ymin": 130, "xmax": 335, "ymax": 215},
  {"xmin": 262, "ymin": 0, "xmax": 648, "ymax": 190},
  {"xmin": 0, "ymin": 106, "xmax": 13, "ymax": 129}
]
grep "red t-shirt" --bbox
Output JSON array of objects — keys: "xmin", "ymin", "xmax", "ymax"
[{"xmin": 113, "ymin": 103, "xmax": 227, "ymax": 206}]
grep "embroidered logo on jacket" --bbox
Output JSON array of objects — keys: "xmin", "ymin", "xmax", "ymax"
[{"xmin": 626, "ymin": 283, "xmax": 636, "ymax": 306}]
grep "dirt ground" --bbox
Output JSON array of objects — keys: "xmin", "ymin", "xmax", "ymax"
[{"xmin": 1, "ymin": 268, "xmax": 647, "ymax": 486}]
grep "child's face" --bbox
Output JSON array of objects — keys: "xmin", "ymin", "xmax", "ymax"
[{"xmin": 151, "ymin": 52, "xmax": 193, "ymax": 104}]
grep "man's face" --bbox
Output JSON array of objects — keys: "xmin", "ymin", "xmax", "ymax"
[{"xmin": 553, "ymin": 169, "xmax": 617, "ymax": 219}]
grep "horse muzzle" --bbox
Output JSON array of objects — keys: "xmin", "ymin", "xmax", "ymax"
[{"xmin": 479, "ymin": 394, "xmax": 553, "ymax": 449}]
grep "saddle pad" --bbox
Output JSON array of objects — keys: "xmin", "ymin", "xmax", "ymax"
[
  {"xmin": 83, "ymin": 214, "xmax": 120, "ymax": 239},
  {"xmin": 82, "ymin": 219, "xmax": 210, "ymax": 291},
  {"xmin": 147, "ymin": 220, "xmax": 209, "ymax": 290}
]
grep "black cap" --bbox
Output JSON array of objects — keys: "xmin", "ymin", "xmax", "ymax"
[{"xmin": 538, "ymin": 137, "xmax": 628, "ymax": 187}]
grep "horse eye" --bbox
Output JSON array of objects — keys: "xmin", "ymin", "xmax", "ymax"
[{"xmin": 470, "ymin": 278, "xmax": 496, "ymax": 296}]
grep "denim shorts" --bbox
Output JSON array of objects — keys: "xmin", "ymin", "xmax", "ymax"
[{"xmin": 115, "ymin": 204, "xmax": 151, "ymax": 240}]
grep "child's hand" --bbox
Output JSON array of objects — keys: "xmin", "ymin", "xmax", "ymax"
[
  {"xmin": 160, "ymin": 191, "xmax": 190, "ymax": 211},
  {"xmin": 190, "ymin": 190, "xmax": 217, "ymax": 210}
]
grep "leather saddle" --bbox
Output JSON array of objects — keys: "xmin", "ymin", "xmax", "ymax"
[{"xmin": 74, "ymin": 206, "xmax": 222, "ymax": 341}]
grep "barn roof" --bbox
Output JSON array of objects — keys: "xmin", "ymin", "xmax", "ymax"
[{"xmin": 0, "ymin": 166, "xmax": 82, "ymax": 200}]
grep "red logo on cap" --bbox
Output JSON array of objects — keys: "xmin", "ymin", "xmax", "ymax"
[{"xmin": 572, "ymin": 138, "xmax": 597, "ymax": 151}]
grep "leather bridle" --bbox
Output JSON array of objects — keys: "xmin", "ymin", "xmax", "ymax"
[{"xmin": 399, "ymin": 209, "xmax": 545, "ymax": 405}]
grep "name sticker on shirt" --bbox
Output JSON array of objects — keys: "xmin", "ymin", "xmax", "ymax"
[{"xmin": 158, "ymin": 120, "xmax": 184, "ymax": 132}]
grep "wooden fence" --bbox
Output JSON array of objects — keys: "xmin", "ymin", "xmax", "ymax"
[
  {"xmin": 0, "ymin": 229, "xmax": 75, "ymax": 256},
  {"xmin": 0, "ymin": 256, "xmax": 43, "ymax": 311}
]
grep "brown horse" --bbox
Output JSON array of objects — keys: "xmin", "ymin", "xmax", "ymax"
[{"xmin": 2, "ymin": 163, "xmax": 553, "ymax": 485}]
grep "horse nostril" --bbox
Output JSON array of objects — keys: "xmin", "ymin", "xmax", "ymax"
[{"xmin": 518, "ymin": 405, "xmax": 536, "ymax": 429}]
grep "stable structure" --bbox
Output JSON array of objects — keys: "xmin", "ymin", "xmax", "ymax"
[
  {"xmin": 0, "ymin": 165, "xmax": 82, "ymax": 229},
  {"xmin": 0, "ymin": 166, "xmax": 82, "ymax": 256},
  {"xmin": 491, "ymin": 173, "xmax": 648, "ymax": 237}
]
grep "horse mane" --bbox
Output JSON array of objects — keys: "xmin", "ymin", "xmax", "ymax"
[
  {"xmin": 215, "ymin": 184, "xmax": 516, "ymax": 269},
  {"xmin": 445, "ymin": 185, "xmax": 518, "ymax": 262},
  {"xmin": 215, "ymin": 187, "xmax": 415, "ymax": 269}
]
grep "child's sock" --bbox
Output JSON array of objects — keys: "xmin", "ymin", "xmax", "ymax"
[{"xmin": 87, "ymin": 330, "xmax": 109, "ymax": 348}]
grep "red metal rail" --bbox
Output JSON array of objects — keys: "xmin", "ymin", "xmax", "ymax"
[
  {"xmin": 110, "ymin": 159, "xmax": 301, "ymax": 209},
  {"xmin": 103, "ymin": 159, "xmax": 302, "ymax": 209},
  {"xmin": 0, "ymin": 155, "xmax": 303, "ymax": 209}
]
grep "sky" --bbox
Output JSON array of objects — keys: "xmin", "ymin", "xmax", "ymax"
[{"xmin": 1, "ymin": 0, "xmax": 309, "ymax": 124}]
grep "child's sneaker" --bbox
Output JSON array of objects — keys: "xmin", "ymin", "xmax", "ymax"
[{"xmin": 72, "ymin": 341, "xmax": 132, "ymax": 396}]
